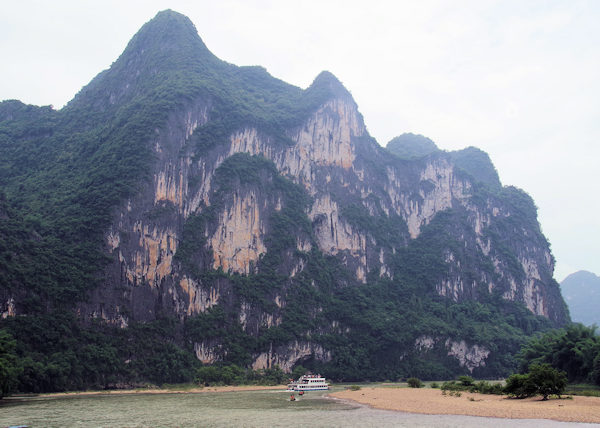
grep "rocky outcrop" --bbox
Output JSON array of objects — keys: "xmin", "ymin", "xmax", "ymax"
[
  {"xmin": 445, "ymin": 340, "xmax": 490, "ymax": 373},
  {"xmin": 251, "ymin": 341, "xmax": 332, "ymax": 372},
  {"xmin": 414, "ymin": 335, "xmax": 490, "ymax": 372},
  {"xmin": 209, "ymin": 191, "xmax": 266, "ymax": 274}
]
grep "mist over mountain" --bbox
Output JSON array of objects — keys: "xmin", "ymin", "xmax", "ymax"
[
  {"xmin": 0, "ymin": 10, "xmax": 568, "ymax": 391},
  {"xmin": 561, "ymin": 270, "xmax": 600, "ymax": 326}
]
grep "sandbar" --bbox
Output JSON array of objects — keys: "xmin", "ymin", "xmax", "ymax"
[
  {"xmin": 37, "ymin": 384, "xmax": 285, "ymax": 398},
  {"xmin": 329, "ymin": 387, "xmax": 600, "ymax": 424}
]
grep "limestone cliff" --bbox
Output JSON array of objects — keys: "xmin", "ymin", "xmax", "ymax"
[{"xmin": 0, "ymin": 10, "xmax": 569, "ymax": 383}]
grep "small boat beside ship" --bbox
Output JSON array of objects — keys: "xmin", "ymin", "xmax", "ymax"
[{"xmin": 286, "ymin": 374, "xmax": 329, "ymax": 391}]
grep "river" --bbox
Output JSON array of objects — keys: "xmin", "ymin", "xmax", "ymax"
[{"xmin": 1, "ymin": 389, "xmax": 597, "ymax": 427}]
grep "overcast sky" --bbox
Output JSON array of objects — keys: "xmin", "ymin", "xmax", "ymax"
[{"xmin": 1, "ymin": 0, "xmax": 598, "ymax": 281}]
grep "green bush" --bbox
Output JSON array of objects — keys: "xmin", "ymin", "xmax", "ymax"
[
  {"xmin": 441, "ymin": 380, "xmax": 460, "ymax": 391},
  {"xmin": 528, "ymin": 363, "xmax": 567, "ymax": 400},
  {"xmin": 430, "ymin": 382, "xmax": 439, "ymax": 389},
  {"xmin": 407, "ymin": 377, "xmax": 423, "ymax": 388},
  {"xmin": 504, "ymin": 373, "xmax": 536, "ymax": 398},
  {"xmin": 458, "ymin": 375, "xmax": 474, "ymax": 386},
  {"xmin": 349, "ymin": 385, "xmax": 361, "ymax": 391},
  {"xmin": 474, "ymin": 380, "xmax": 504, "ymax": 395},
  {"xmin": 504, "ymin": 364, "xmax": 567, "ymax": 400}
]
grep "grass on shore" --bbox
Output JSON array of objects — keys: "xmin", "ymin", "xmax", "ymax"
[{"xmin": 565, "ymin": 384, "xmax": 600, "ymax": 397}]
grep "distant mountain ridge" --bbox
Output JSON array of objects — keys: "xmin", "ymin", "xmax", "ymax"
[
  {"xmin": 0, "ymin": 10, "xmax": 568, "ymax": 392},
  {"xmin": 561, "ymin": 270, "xmax": 600, "ymax": 326}
]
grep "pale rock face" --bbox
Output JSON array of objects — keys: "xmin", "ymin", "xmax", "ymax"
[
  {"xmin": 290, "ymin": 259, "xmax": 306, "ymax": 278},
  {"xmin": 179, "ymin": 276, "xmax": 220, "ymax": 315},
  {"xmin": 205, "ymin": 98, "xmax": 366, "ymax": 279},
  {"xmin": 237, "ymin": 302, "xmax": 281, "ymax": 332},
  {"xmin": 309, "ymin": 193, "xmax": 368, "ymax": 282},
  {"xmin": 445, "ymin": 340, "xmax": 490, "ymax": 372},
  {"xmin": 106, "ymin": 229, "xmax": 120, "ymax": 252},
  {"xmin": 154, "ymin": 162, "xmax": 188, "ymax": 210},
  {"xmin": 310, "ymin": 194, "xmax": 363, "ymax": 254},
  {"xmin": 194, "ymin": 341, "xmax": 220, "ymax": 364},
  {"xmin": 227, "ymin": 99, "xmax": 364, "ymax": 193},
  {"xmin": 229, "ymin": 128, "xmax": 274, "ymax": 159},
  {"xmin": 296, "ymin": 237, "xmax": 312, "ymax": 253},
  {"xmin": 414, "ymin": 335, "xmax": 435, "ymax": 351},
  {"xmin": 90, "ymin": 306, "xmax": 129, "ymax": 328},
  {"xmin": 379, "ymin": 248, "xmax": 391, "ymax": 278},
  {"xmin": 385, "ymin": 160, "xmax": 470, "ymax": 239},
  {"xmin": 274, "ymin": 295, "xmax": 285, "ymax": 308},
  {"xmin": 437, "ymin": 278, "xmax": 465, "ymax": 301},
  {"xmin": 153, "ymin": 105, "xmax": 209, "ymax": 215},
  {"xmin": 286, "ymin": 99, "xmax": 363, "ymax": 184},
  {"xmin": 1, "ymin": 298, "xmax": 16, "ymax": 319},
  {"xmin": 261, "ymin": 312, "xmax": 281, "ymax": 329},
  {"xmin": 186, "ymin": 159, "xmax": 217, "ymax": 217},
  {"xmin": 476, "ymin": 236, "xmax": 492, "ymax": 256},
  {"xmin": 522, "ymin": 280, "xmax": 546, "ymax": 317},
  {"xmin": 126, "ymin": 222, "xmax": 176, "ymax": 286},
  {"xmin": 251, "ymin": 341, "xmax": 332, "ymax": 372},
  {"xmin": 519, "ymin": 256, "xmax": 547, "ymax": 316},
  {"xmin": 502, "ymin": 276, "xmax": 519, "ymax": 301},
  {"xmin": 239, "ymin": 302, "xmax": 251, "ymax": 329},
  {"xmin": 209, "ymin": 190, "xmax": 266, "ymax": 274}
]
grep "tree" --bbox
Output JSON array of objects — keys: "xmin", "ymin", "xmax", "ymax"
[
  {"xmin": 407, "ymin": 377, "xmax": 422, "ymax": 388},
  {"xmin": 593, "ymin": 353, "xmax": 600, "ymax": 386},
  {"xmin": 504, "ymin": 373, "xmax": 536, "ymax": 399},
  {"xmin": 291, "ymin": 365, "xmax": 307, "ymax": 381},
  {"xmin": 527, "ymin": 363, "xmax": 567, "ymax": 400},
  {"xmin": 458, "ymin": 375, "xmax": 474, "ymax": 387},
  {"xmin": 0, "ymin": 329, "xmax": 21, "ymax": 398},
  {"xmin": 518, "ymin": 324, "xmax": 600, "ymax": 383},
  {"xmin": 504, "ymin": 364, "xmax": 567, "ymax": 400}
]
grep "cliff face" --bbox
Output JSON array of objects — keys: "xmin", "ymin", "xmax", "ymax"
[
  {"xmin": 80, "ymin": 14, "xmax": 566, "ymax": 373},
  {"xmin": 0, "ymin": 10, "xmax": 568, "ymax": 382}
]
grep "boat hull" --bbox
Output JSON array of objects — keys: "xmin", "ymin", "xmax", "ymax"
[{"xmin": 286, "ymin": 387, "xmax": 329, "ymax": 391}]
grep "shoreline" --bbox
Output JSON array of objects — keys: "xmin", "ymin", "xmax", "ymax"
[
  {"xmin": 15, "ymin": 384, "xmax": 286, "ymax": 399},
  {"xmin": 329, "ymin": 387, "xmax": 600, "ymax": 424}
]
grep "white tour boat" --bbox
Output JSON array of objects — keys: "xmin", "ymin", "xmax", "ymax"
[{"xmin": 286, "ymin": 374, "xmax": 329, "ymax": 391}]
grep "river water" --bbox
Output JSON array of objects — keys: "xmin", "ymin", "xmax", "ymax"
[{"xmin": 1, "ymin": 389, "xmax": 598, "ymax": 428}]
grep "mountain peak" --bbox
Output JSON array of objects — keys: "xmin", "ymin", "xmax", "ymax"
[
  {"xmin": 309, "ymin": 71, "xmax": 353, "ymax": 100},
  {"xmin": 386, "ymin": 133, "xmax": 439, "ymax": 159},
  {"xmin": 66, "ymin": 9, "xmax": 218, "ymax": 112},
  {"xmin": 121, "ymin": 9, "xmax": 212, "ymax": 61}
]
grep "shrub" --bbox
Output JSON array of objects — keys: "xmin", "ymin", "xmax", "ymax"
[
  {"xmin": 504, "ymin": 364, "xmax": 567, "ymax": 400},
  {"xmin": 458, "ymin": 375, "xmax": 474, "ymax": 387},
  {"xmin": 528, "ymin": 363, "xmax": 567, "ymax": 400},
  {"xmin": 504, "ymin": 373, "xmax": 536, "ymax": 398},
  {"xmin": 474, "ymin": 380, "xmax": 504, "ymax": 395},
  {"xmin": 349, "ymin": 385, "xmax": 361, "ymax": 391},
  {"xmin": 407, "ymin": 377, "xmax": 423, "ymax": 388},
  {"xmin": 430, "ymin": 382, "xmax": 439, "ymax": 389},
  {"xmin": 441, "ymin": 380, "xmax": 460, "ymax": 391}
]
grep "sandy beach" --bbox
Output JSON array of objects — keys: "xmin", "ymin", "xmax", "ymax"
[{"xmin": 330, "ymin": 387, "xmax": 600, "ymax": 424}]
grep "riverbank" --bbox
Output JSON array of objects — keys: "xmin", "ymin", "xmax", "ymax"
[
  {"xmin": 34, "ymin": 384, "xmax": 286, "ymax": 398},
  {"xmin": 330, "ymin": 387, "xmax": 600, "ymax": 423}
]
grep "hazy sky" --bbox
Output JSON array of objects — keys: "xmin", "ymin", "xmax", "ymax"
[{"xmin": 2, "ymin": 0, "xmax": 598, "ymax": 281}]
